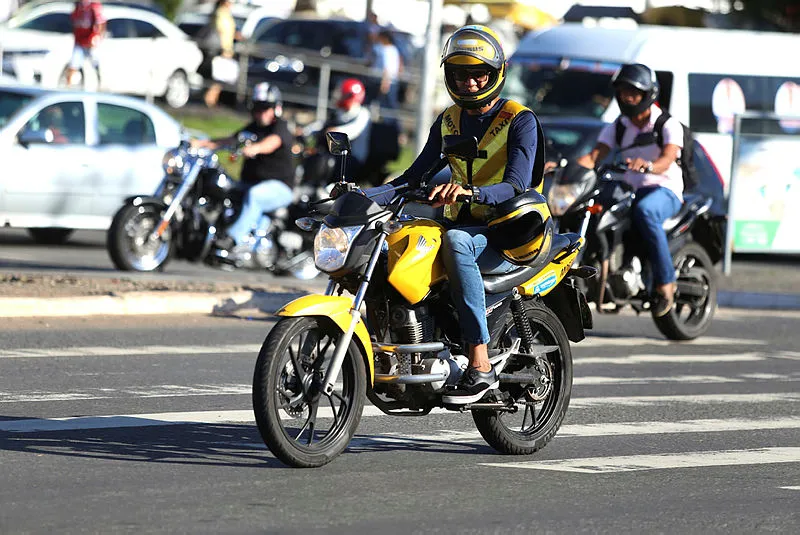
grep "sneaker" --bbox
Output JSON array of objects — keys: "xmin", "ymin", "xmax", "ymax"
[
  {"xmin": 441, "ymin": 365, "xmax": 499, "ymax": 405},
  {"xmin": 651, "ymin": 292, "xmax": 674, "ymax": 317}
]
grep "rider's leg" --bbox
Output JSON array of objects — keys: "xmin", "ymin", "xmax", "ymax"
[
  {"xmin": 66, "ymin": 45, "xmax": 86, "ymax": 87},
  {"xmin": 441, "ymin": 226, "xmax": 514, "ymax": 403},
  {"xmin": 632, "ymin": 186, "xmax": 681, "ymax": 312},
  {"xmin": 225, "ymin": 180, "xmax": 293, "ymax": 246}
]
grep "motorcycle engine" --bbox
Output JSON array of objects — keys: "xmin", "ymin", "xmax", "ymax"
[{"xmin": 609, "ymin": 256, "xmax": 645, "ymax": 298}]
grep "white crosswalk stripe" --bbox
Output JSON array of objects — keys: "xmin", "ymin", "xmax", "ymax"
[{"xmin": 2, "ymin": 335, "xmax": 798, "ymax": 477}]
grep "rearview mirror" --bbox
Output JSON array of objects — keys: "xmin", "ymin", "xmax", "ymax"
[
  {"xmin": 442, "ymin": 134, "xmax": 487, "ymax": 161},
  {"xmin": 18, "ymin": 127, "xmax": 54, "ymax": 147},
  {"xmin": 326, "ymin": 131, "xmax": 351, "ymax": 156}
]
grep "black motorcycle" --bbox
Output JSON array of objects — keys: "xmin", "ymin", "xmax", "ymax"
[
  {"xmin": 547, "ymin": 161, "xmax": 723, "ymax": 340},
  {"xmin": 107, "ymin": 132, "xmax": 320, "ymax": 279}
]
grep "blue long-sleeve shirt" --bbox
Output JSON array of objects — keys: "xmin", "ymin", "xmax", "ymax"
[{"xmin": 369, "ymin": 99, "xmax": 538, "ymax": 207}]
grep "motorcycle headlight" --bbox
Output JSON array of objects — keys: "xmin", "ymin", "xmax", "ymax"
[
  {"xmin": 162, "ymin": 148, "xmax": 185, "ymax": 176},
  {"xmin": 314, "ymin": 224, "xmax": 363, "ymax": 272},
  {"xmin": 547, "ymin": 182, "xmax": 588, "ymax": 217}
]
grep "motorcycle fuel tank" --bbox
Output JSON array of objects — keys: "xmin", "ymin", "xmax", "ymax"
[{"xmin": 385, "ymin": 219, "xmax": 448, "ymax": 305}]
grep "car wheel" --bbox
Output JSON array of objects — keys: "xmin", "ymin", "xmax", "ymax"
[
  {"xmin": 164, "ymin": 70, "xmax": 190, "ymax": 108},
  {"xmin": 27, "ymin": 228, "xmax": 74, "ymax": 245}
]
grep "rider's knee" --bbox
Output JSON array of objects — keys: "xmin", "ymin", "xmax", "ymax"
[{"xmin": 443, "ymin": 228, "xmax": 475, "ymax": 256}]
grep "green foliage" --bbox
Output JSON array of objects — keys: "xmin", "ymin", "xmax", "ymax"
[{"xmin": 152, "ymin": 0, "xmax": 183, "ymax": 21}]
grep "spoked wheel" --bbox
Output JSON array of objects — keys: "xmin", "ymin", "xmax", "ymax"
[
  {"xmin": 653, "ymin": 242, "xmax": 716, "ymax": 340},
  {"xmin": 472, "ymin": 299, "xmax": 572, "ymax": 455},
  {"xmin": 252, "ymin": 317, "xmax": 366, "ymax": 468},
  {"xmin": 107, "ymin": 202, "xmax": 172, "ymax": 272}
]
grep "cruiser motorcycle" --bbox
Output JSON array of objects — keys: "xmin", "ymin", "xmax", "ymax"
[
  {"xmin": 252, "ymin": 132, "xmax": 595, "ymax": 467},
  {"xmin": 547, "ymin": 161, "xmax": 723, "ymax": 340},
  {"xmin": 107, "ymin": 132, "xmax": 319, "ymax": 279}
]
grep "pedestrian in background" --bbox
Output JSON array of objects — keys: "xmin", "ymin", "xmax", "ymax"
[
  {"xmin": 202, "ymin": 0, "xmax": 239, "ymax": 108},
  {"xmin": 66, "ymin": 0, "xmax": 105, "ymax": 88},
  {"xmin": 373, "ymin": 29, "xmax": 402, "ymax": 123}
]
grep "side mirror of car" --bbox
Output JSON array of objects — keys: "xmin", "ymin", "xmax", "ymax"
[
  {"xmin": 326, "ymin": 131, "xmax": 351, "ymax": 156},
  {"xmin": 17, "ymin": 127, "xmax": 54, "ymax": 148},
  {"xmin": 442, "ymin": 134, "xmax": 487, "ymax": 161}
]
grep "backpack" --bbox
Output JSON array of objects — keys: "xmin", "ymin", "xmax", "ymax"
[{"xmin": 614, "ymin": 111, "xmax": 699, "ymax": 191}]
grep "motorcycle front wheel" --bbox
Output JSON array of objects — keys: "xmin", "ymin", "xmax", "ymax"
[
  {"xmin": 253, "ymin": 316, "xmax": 366, "ymax": 468},
  {"xmin": 107, "ymin": 202, "xmax": 173, "ymax": 272},
  {"xmin": 653, "ymin": 241, "xmax": 716, "ymax": 340},
  {"xmin": 472, "ymin": 299, "xmax": 573, "ymax": 455}
]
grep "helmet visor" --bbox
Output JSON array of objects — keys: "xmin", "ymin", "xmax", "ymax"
[{"xmin": 444, "ymin": 65, "xmax": 498, "ymax": 97}]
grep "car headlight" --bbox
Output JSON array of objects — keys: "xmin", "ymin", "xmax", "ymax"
[
  {"xmin": 162, "ymin": 148, "xmax": 186, "ymax": 175},
  {"xmin": 314, "ymin": 224, "xmax": 363, "ymax": 272},
  {"xmin": 547, "ymin": 182, "xmax": 588, "ymax": 217}
]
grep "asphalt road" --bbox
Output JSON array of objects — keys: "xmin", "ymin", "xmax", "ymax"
[{"xmin": 1, "ymin": 310, "xmax": 798, "ymax": 534}]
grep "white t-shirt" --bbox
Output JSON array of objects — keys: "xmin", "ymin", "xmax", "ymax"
[
  {"xmin": 376, "ymin": 44, "xmax": 401, "ymax": 80},
  {"xmin": 597, "ymin": 104, "xmax": 684, "ymax": 202}
]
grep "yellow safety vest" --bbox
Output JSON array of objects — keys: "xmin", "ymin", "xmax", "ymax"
[{"xmin": 440, "ymin": 100, "xmax": 532, "ymax": 222}]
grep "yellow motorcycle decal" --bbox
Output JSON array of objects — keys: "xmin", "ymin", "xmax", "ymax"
[
  {"xmin": 277, "ymin": 295, "xmax": 375, "ymax": 383},
  {"xmin": 517, "ymin": 242, "xmax": 583, "ymax": 297}
]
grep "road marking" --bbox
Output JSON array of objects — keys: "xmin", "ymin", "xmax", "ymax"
[
  {"xmin": 579, "ymin": 336, "xmax": 767, "ymax": 348},
  {"xmin": 0, "ymin": 344, "xmax": 262, "ymax": 359},
  {"xmin": 570, "ymin": 392, "xmax": 800, "ymax": 407},
  {"xmin": 480, "ymin": 448, "xmax": 800, "ymax": 473},
  {"xmin": 3, "ymin": 404, "xmax": 800, "ymax": 437},
  {"xmin": 575, "ymin": 353, "xmax": 765, "ymax": 365},
  {"xmin": 575, "ymin": 375, "xmax": 745, "ymax": 385},
  {"xmin": 779, "ymin": 486, "xmax": 800, "ymax": 490},
  {"xmin": 0, "ymin": 336, "xmax": 766, "ymax": 359}
]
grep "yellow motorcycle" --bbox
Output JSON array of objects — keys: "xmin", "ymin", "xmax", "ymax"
[{"xmin": 253, "ymin": 132, "xmax": 595, "ymax": 467}]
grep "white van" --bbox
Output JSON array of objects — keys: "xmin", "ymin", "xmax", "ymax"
[{"xmin": 504, "ymin": 23, "xmax": 800, "ymax": 187}]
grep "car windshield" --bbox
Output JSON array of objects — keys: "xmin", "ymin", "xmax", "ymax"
[
  {"xmin": 505, "ymin": 56, "xmax": 620, "ymax": 118},
  {"xmin": 543, "ymin": 122, "xmax": 604, "ymax": 160},
  {"xmin": 0, "ymin": 91, "xmax": 35, "ymax": 128}
]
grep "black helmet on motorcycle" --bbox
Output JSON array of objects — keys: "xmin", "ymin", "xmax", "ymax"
[
  {"xmin": 441, "ymin": 25, "xmax": 506, "ymax": 110},
  {"xmin": 250, "ymin": 82, "xmax": 282, "ymax": 112},
  {"xmin": 611, "ymin": 63, "xmax": 659, "ymax": 118},
  {"xmin": 487, "ymin": 190, "xmax": 555, "ymax": 266}
]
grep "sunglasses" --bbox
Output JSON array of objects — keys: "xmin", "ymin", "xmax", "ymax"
[{"xmin": 452, "ymin": 69, "xmax": 490, "ymax": 83}]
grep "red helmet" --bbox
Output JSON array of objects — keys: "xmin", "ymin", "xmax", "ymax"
[{"xmin": 335, "ymin": 78, "xmax": 366, "ymax": 110}]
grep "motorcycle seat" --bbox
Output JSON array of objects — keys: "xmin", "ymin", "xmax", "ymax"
[
  {"xmin": 483, "ymin": 232, "xmax": 579, "ymax": 294},
  {"xmin": 662, "ymin": 193, "xmax": 711, "ymax": 233}
]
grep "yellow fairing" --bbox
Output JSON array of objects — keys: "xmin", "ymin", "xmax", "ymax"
[
  {"xmin": 386, "ymin": 219, "xmax": 448, "ymax": 305},
  {"xmin": 517, "ymin": 237, "xmax": 585, "ymax": 297},
  {"xmin": 276, "ymin": 295, "xmax": 374, "ymax": 383}
]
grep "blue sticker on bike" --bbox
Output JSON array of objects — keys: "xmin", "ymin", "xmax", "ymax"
[{"xmin": 533, "ymin": 273, "xmax": 557, "ymax": 295}]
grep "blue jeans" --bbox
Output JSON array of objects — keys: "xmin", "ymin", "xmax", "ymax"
[
  {"xmin": 632, "ymin": 186, "xmax": 681, "ymax": 287},
  {"xmin": 226, "ymin": 180, "xmax": 293, "ymax": 244},
  {"xmin": 441, "ymin": 226, "xmax": 515, "ymax": 346}
]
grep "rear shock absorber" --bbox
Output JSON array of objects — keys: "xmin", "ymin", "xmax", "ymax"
[{"xmin": 510, "ymin": 288, "xmax": 535, "ymax": 354}]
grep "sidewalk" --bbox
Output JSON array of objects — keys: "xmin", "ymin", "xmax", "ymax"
[{"xmin": 0, "ymin": 255, "xmax": 798, "ymax": 318}]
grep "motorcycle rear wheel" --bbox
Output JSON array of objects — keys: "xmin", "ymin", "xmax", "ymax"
[
  {"xmin": 252, "ymin": 316, "xmax": 366, "ymax": 468},
  {"xmin": 107, "ymin": 202, "xmax": 173, "ymax": 272},
  {"xmin": 653, "ymin": 241, "xmax": 716, "ymax": 340},
  {"xmin": 472, "ymin": 300, "xmax": 573, "ymax": 455}
]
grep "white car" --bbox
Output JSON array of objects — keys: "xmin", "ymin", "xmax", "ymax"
[
  {"xmin": 0, "ymin": 84, "xmax": 186, "ymax": 243},
  {"xmin": 0, "ymin": 2, "xmax": 203, "ymax": 108}
]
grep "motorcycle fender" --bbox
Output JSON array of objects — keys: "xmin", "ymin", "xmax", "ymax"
[
  {"xmin": 277, "ymin": 295, "xmax": 375, "ymax": 384},
  {"xmin": 543, "ymin": 282, "xmax": 593, "ymax": 343}
]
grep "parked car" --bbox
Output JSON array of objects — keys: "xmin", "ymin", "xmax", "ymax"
[
  {"xmin": 0, "ymin": 84, "xmax": 186, "ymax": 243},
  {"xmin": 539, "ymin": 116, "xmax": 727, "ymax": 217},
  {"xmin": 1, "ymin": 1, "xmax": 203, "ymax": 108},
  {"xmin": 175, "ymin": 4, "xmax": 279, "ymax": 42},
  {"xmin": 246, "ymin": 16, "xmax": 421, "ymax": 109}
]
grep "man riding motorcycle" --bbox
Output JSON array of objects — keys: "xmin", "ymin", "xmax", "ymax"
[
  {"xmin": 191, "ymin": 82, "xmax": 295, "ymax": 261},
  {"xmin": 366, "ymin": 24, "xmax": 544, "ymax": 405},
  {"xmin": 576, "ymin": 63, "xmax": 683, "ymax": 316}
]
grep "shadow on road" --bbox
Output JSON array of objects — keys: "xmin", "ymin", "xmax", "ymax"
[{"xmin": 0, "ymin": 422, "xmax": 494, "ymax": 468}]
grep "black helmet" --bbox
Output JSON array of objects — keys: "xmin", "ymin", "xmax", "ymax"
[
  {"xmin": 250, "ymin": 82, "xmax": 282, "ymax": 110},
  {"xmin": 487, "ymin": 190, "xmax": 555, "ymax": 266},
  {"xmin": 611, "ymin": 63, "xmax": 659, "ymax": 118}
]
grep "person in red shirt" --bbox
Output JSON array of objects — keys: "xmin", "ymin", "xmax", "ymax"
[{"xmin": 66, "ymin": 0, "xmax": 106, "ymax": 88}]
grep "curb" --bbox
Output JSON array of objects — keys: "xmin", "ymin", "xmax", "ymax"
[
  {"xmin": 0, "ymin": 290, "xmax": 307, "ymax": 318},
  {"xmin": 1, "ymin": 290, "xmax": 800, "ymax": 319}
]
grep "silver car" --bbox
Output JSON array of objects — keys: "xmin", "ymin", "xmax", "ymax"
[{"xmin": 0, "ymin": 84, "xmax": 184, "ymax": 244}]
